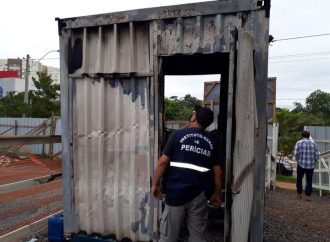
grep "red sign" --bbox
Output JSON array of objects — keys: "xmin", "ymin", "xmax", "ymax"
[{"xmin": 0, "ymin": 71, "xmax": 19, "ymax": 78}]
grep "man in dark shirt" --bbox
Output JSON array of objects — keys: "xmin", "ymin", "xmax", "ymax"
[{"xmin": 152, "ymin": 105, "xmax": 223, "ymax": 242}]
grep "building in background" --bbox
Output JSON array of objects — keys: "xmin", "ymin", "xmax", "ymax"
[
  {"xmin": 0, "ymin": 77, "xmax": 25, "ymax": 98},
  {"xmin": 267, "ymin": 77, "xmax": 276, "ymax": 122},
  {"xmin": 203, "ymin": 77, "xmax": 277, "ymax": 125},
  {"xmin": 7, "ymin": 59, "xmax": 23, "ymax": 78},
  {"xmin": 203, "ymin": 81, "xmax": 220, "ymax": 129},
  {"xmin": 0, "ymin": 58, "xmax": 60, "ymax": 97}
]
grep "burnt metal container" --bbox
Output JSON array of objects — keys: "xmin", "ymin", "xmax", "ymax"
[{"xmin": 57, "ymin": 1, "xmax": 270, "ymax": 241}]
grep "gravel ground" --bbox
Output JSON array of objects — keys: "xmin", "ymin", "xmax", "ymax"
[
  {"xmin": 264, "ymin": 187, "xmax": 330, "ymax": 242},
  {"xmin": 0, "ymin": 180, "xmax": 63, "ymax": 236},
  {"xmin": 12, "ymin": 183, "xmax": 330, "ymax": 242}
]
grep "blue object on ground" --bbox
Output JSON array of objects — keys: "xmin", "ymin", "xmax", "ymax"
[
  {"xmin": 70, "ymin": 234, "xmax": 116, "ymax": 242},
  {"xmin": 48, "ymin": 214, "xmax": 64, "ymax": 242}
]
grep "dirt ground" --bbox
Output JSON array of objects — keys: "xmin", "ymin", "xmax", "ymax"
[
  {"xmin": 0, "ymin": 157, "xmax": 62, "ymax": 185},
  {"xmin": 276, "ymin": 181, "xmax": 296, "ymax": 190},
  {"xmin": 2, "ymin": 157, "xmax": 330, "ymax": 242},
  {"xmin": 0, "ymin": 156, "xmax": 63, "ymax": 236},
  {"xmin": 0, "ymin": 180, "xmax": 63, "ymax": 236}
]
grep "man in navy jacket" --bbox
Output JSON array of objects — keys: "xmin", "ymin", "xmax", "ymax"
[{"xmin": 152, "ymin": 105, "xmax": 223, "ymax": 242}]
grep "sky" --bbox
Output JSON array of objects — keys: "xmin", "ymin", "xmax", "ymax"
[{"xmin": 1, "ymin": 0, "xmax": 329, "ymax": 109}]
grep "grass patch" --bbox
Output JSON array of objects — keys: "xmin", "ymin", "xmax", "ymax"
[{"xmin": 277, "ymin": 174, "xmax": 296, "ymax": 183}]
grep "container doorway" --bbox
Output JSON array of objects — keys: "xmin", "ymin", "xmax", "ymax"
[{"xmin": 159, "ymin": 52, "xmax": 230, "ymax": 242}]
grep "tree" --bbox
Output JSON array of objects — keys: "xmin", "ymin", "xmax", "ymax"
[
  {"xmin": 276, "ymin": 108, "xmax": 301, "ymax": 157},
  {"xmin": 181, "ymin": 94, "xmax": 202, "ymax": 109},
  {"xmin": 276, "ymin": 90, "xmax": 330, "ymax": 159},
  {"xmin": 0, "ymin": 91, "xmax": 28, "ymax": 117},
  {"xmin": 29, "ymin": 72, "xmax": 60, "ymax": 118},
  {"xmin": 305, "ymin": 90, "xmax": 330, "ymax": 121},
  {"xmin": 164, "ymin": 94, "xmax": 202, "ymax": 121},
  {"xmin": 0, "ymin": 72, "xmax": 60, "ymax": 118},
  {"xmin": 291, "ymin": 101, "xmax": 305, "ymax": 113}
]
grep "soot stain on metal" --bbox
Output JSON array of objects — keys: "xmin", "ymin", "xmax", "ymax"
[
  {"xmin": 105, "ymin": 78, "xmax": 146, "ymax": 109},
  {"xmin": 213, "ymin": 35, "xmax": 221, "ymax": 51},
  {"xmin": 131, "ymin": 193, "xmax": 149, "ymax": 234}
]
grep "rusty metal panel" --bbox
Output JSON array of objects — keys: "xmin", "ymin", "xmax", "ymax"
[
  {"xmin": 158, "ymin": 14, "xmax": 236, "ymax": 55},
  {"xmin": 203, "ymin": 81, "xmax": 220, "ymax": 130},
  {"xmin": 72, "ymin": 77, "xmax": 152, "ymax": 241},
  {"xmin": 231, "ymin": 31, "xmax": 255, "ymax": 242},
  {"xmin": 58, "ymin": 1, "xmax": 259, "ymax": 29},
  {"xmin": 203, "ymin": 81, "xmax": 220, "ymax": 114}
]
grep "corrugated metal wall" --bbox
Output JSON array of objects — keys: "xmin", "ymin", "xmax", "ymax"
[
  {"xmin": 71, "ymin": 23, "xmax": 150, "ymax": 75},
  {"xmin": 0, "ymin": 117, "xmax": 61, "ymax": 154},
  {"xmin": 72, "ymin": 77, "xmax": 151, "ymax": 240},
  {"xmin": 307, "ymin": 126, "xmax": 330, "ymax": 153},
  {"xmin": 63, "ymin": 19, "xmax": 154, "ymax": 241}
]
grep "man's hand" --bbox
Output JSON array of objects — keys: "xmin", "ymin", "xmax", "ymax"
[
  {"xmin": 152, "ymin": 154, "xmax": 170, "ymax": 200},
  {"xmin": 209, "ymin": 165, "xmax": 223, "ymax": 209},
  {"xmin": 152, "ymin": 184, "xmax": 162, "ymax": 200},
  {"xmin": 208, "ymin": 192, "xmax": 222, "ymax": 209}
]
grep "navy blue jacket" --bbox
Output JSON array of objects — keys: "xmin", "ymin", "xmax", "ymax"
[{"xmin": 162, "ymin": 128, "xmax": 220, "ymax": 206}]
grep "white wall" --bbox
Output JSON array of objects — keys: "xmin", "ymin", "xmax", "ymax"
[{"xmin": 0, "ymin": 77, "xmax": 38, "ymax": 97}]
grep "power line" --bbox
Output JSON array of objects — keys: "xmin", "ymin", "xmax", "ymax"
[
  {"xmin": 31, "ymin": 58, "xmax": 59, "ymax": 60},
  {"xmin": 269, "ymin": 51, "xmax": 330, "ymax": 59},
  {"xmin": 277, "ymin": 99, "xmax": 305, "ymax": 100},
  {"xmin": 269, "ymin": 51, "xmax": 330, "ymax": 63},
  {"xmin": 273, "ymin": 33, "xmax": 330, "ymax": 42},
  {"xmin": 269, "ymin": 57, "xmax": 330, "ymax": 63}
]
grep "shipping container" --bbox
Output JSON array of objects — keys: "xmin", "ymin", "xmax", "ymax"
[{"xmin": 57, "ymin": 0, "xmax": 270, "ymax": 241}]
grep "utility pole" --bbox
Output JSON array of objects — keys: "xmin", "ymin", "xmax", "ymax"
[
  {"xmin": 23, "ymin": 54, "xmax": 30, "ymax": 118},
  {"xmin": 22, "ymin": 50, "xmax": 59, "ymax": 117},
  {"xmin": 24, "ymin": 54, "xmax": 30, "ymax": 105}
]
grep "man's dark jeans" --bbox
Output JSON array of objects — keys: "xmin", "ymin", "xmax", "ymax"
[{"xmin": 296, "ymin": 164, "xmax": 314, "ymax": 196}]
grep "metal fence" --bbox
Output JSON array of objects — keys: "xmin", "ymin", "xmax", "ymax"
[
  {"xmin": 313, "ymin": 151, "xmax": 330, "ymax": 196},
  {"xmin": 266, "ymin": 123, "xmax": 279, "ymax": 190},
  {"xmin": 306, "ymin": 126, "xmax": 330, "ymax": 195},
  {"xmin": 0, "ymin": 117, "xmax": 61, "ymax": 155},
  {"xmin": 306, "ymin": 126, "xmax": 330, "ymax": 153}
]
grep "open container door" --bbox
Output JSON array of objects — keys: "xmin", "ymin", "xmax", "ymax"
[{"xmin": 230, "ymin": 30, "xmax": 257, "ymax": 242}]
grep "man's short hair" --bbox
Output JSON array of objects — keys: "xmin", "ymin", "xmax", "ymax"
[
  {"xmin": 302, "ymin": 130, "xmax": 310, "ymax": 138},
  {"xmin": 194, "ymin": 105, "xmax": 214, "ymax": 129}
]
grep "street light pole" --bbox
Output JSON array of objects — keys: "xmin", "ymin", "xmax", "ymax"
[{"xmin": 23, "ymin": 50, "xmax": 59, "ymax": 103}]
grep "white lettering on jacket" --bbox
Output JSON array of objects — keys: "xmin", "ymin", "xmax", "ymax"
[
  {"xmin": 179, "ymin": 133, "xmax": 213, "ymax": 150},
  {"xmin": 180, "ymin": 144, "xmax": 211, "ymax": 157}
]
